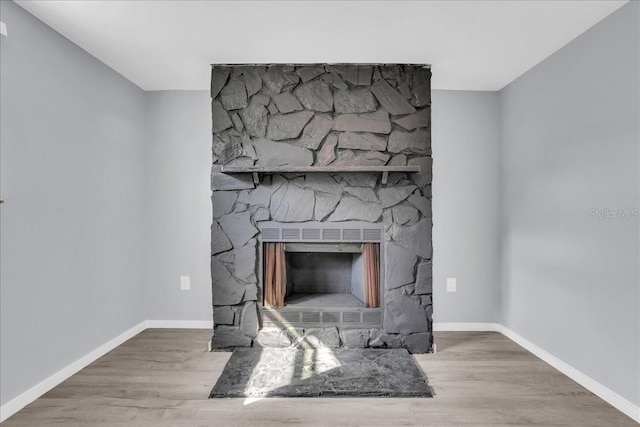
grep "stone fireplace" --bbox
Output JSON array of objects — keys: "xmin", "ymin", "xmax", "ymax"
[{"xmin": 210, "ymin": 64, "xmax": 433, "ymax": 353}]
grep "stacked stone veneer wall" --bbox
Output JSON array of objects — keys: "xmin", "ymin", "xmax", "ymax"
[{"xmin": 210, "ymin": 64, "xmax": 433, "ymax": 353}]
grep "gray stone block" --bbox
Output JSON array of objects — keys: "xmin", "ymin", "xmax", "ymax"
[
  {"xmin": 247, "ymin": 185, "xmax": 272, "ymax": 207},
  {"xmin": 243, "ymin": 284, "xmax": 258, "ymax": 301},
  {"xmin": 415, "ymin": 261, "xmax": 433, "ymax": 295},
  {"xmin": 408, "ymin": 156, "xmax": 433, "ymax": 188},
  {"xmin": 407, "ymin": 193, "xmax": 432, "ymax": 218},
  {"xmin": 370, "ymin": 79, "xmax": 416, "ymax": 116},
  {"xmin": 296, "ymin": 65, "xmax": 325, "ymax": 82},
  {"xmin": 220, "ymin": 79, "xmax": 248, "ymax": 110},
  {"xmin": 214, "ymin": 306, "xmax": 235, "ymax": 325},
  {"xmin": 212, "ymin": 191, "xmax": 238, "ymax": 218},
  {"xmin": 254, "ymin": 138, "xmax": 313, "ymax": 167},
  {"xmin": 333, "ymin": 150, "xmax": 389, "ymax": 166},
  {"xmin": 334, "ymin": 110, "xmax": 391, "ymax": 134},
  {"xmin": 240, "ymin": 102, "xmax": 268, "ymax": 137},
  {"xmin": 393, "ymin": 108, "xmax": 430, "ymax": 131},
  {"xmin": 328, "ymin": 196, "xmax": 382, "ymax": 222},
  {"xmin": 378, "ymin": 185, "xmax": 417, "ymax": 208},
  {"xmin": 384, "ymin": 289, "xmax": 429, "ymax": 334},
  {"xmin": 295, "ymin": 327, "xmax": 340, "ymax": 348},
  {"xmin": 242, "ymin": 68, "xmax": 262, "ymax": 97},
  {"xmin": 334, "ymin": 88, "xmax": 377, "ymax": 113},
  {"xmin": 262, "ymin": 67, "xmax": 288, "ymax": 94},
  {"xmin": 317, "ymin": 134, "xmax": 338, "ymax": 166},
  {"xmin": 398, "ymin": 80, "xmax": 412, "ymax": 100},
  {"xmin": 388, "ymin": 129, "xmax": 430, "ymax": 154},
  {"xmin": 340, "ymin": 329, "xmax": 369, "ymax": 348},
  {"xmin": 267, "ymin": 100, "xmax": 279, "ymax": 115},
  {"xmin": 211, "ymin": 258, "xmax": 246, "ymax": 306},
  {"xmin": 304, "ymin": 174, "xmax": 342, "ymax": 195},
  {"xmin": 392, "ymin": 205, "xmax": 419, "ymax": 225},
  {"xmin": 272, "ymin": 92, "xmax": 303, "ymax": 114},
  {"xmin": 402, "ymin": 332, "xmax": 431, "ymax": 354},
  {"xmin": 253, "ymin": 207, "xmax": 270, "ymax": 222},
  {"xmin": 392, "ymin": 219, "xmax": 432, "ymax": 259},
  {"xmin": 411, "ymin": 68, "xmax": 431, "ymax": 107},
  {"xmin": 379, "ymin": 333, "xmax": 403, "ymax": 349},
  {"xmin": 240, "ymin": 302, "xmax": 259, "ymax": 338},
  {"xmin": 294, "ymin": 81, "xmax": 333, "ymax": 112},
  {"xmin": 219, "ymin": 211, "xmax": 258, "ymax": 249},
  {"xmin": 337, "ymin": 132, "xmax": 387, "ymax": 151},
  {"xmin": 385, "ymin": 243, "xmax": 417, "ymax": 289},
  {"xmin": 211, "ymin": 221, "xmax": 233, "ymax": 255},
  {"xmin": 211, "ymin": 100, "xmax": 233, "ymax": 132},
  {"xmin": 344, "ymin": 187, "xmax": 378, "ymax": 203},
  {"xmin": 267, "ymin": 110, "xmax": 314, "ymax": 141},
  {"xmin": 211, "ymin": 325, "xmax": 252, "ymax": 348},
  {"xmin": 379, "ymin": 65, "xmax": 402, "ymax": 85},
  {"xmin": 252, "ymin": 94, "xmax": 271, "ymax": 106},
  {"xmin": 314, "ymin": 192, "xmax": 341, "ymax": 221},
  {"xmin": 326, "ymin": 65, "xmax": 372, "ymax": 86},
  {"xmin": 388, "ymin": 154, "xmax": 407, "ymax": 166},
  {"xmin": 270, "ymin": 182, "xmax": 315, "ymax": 222},
  {"xmin": 211, "ymin": 67, "xmax": 230, "ymax": 99},
  {"xmin": 321, "ymin": 72, "xmax": 348, "ymax": 90},
  {"xmin": 255, "ymin": 328, "xmax": 292, "ymax": 347},
  {"xmin": 231, "ymin": 113, "xmax": 244, "ymax": 132},
  {"xmin": 233, "ymin": 240, "xmax": 257, "ymax": 281},
  {"xmin": 296, "ymin": 115, "xmax": 334, "ymax": 150}
]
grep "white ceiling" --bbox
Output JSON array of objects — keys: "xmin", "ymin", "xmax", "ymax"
[{"xmin": 15, "ymin": 0, "xmax": 628, "ymax": 91}]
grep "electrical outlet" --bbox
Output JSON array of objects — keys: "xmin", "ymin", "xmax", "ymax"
[
  {"xmin": 180, "ymin": 276, "xmax": 191, "ymax": 291},
  {"xmin": 446, "ymin": 277, "xmax": 457, "ymax": 292}
]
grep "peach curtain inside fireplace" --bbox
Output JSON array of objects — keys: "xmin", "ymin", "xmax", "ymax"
[
  {"xmin": 362, "ymin": 243, "xmax": 380, "ymax": 308},
  {"xmin": 263, "ymin": 242, "xmax": 286, "ymax": 307}
]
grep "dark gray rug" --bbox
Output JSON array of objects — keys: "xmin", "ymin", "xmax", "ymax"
[{"xmin": 210, "ymin": 348, "xmax": 432, "ymax": 398}]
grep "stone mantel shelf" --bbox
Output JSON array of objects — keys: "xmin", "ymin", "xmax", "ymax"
[{"xmin": 220, "ymin": 165, "xmax": 420, "ymax": 185}]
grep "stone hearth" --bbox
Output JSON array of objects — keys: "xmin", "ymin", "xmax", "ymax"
[{"xmin": 210, "ymin": 64, "xmax": 433, "ymax": 353}]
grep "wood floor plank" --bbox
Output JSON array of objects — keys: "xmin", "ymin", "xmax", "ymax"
[{"xmin": 2, "ymin": 330, "xmax": 635, "ymax": 426}]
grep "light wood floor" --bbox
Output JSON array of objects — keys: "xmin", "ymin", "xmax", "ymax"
[{"xmin": 3, "ymin": 330, "xmax": 635, "ymax": 426}]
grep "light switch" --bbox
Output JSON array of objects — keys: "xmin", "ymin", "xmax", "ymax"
[
  {"xmin": 180, "ymin": 276, "xmax": 191, "ymax": 291},
  {"xmin": 446, "ymin": 277, "xmax": 457, "ymax": 292}
]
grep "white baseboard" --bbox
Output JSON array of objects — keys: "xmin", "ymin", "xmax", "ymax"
[
  {"xmin": 145, "ymin": 320, "xmax": 213, "ymax": 329},
  {"xmin": 433, "ymin": 322, "xmax": 501, "ymax": 331},
  {"xmin": 0, "ymin": 321, "xmax": 147, "ymax": 423},
  {"xmin": 496, "ymin": 325, "xmax": 640, "ymax": 424}
]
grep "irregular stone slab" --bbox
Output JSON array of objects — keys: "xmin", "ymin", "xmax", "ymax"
[
  {"xmin": 220, "ymin": 79, "xmax": 248, "ymax": 110},
  {"xmin": 313, "ymin": 192, "xmax": 341, "ymax": 221},
  {"xmin": 388, "ymin": 154, "xmax": 407, "ymax": 166},
  {"xmin": 254, "ymin": 138, "xmax": 313, "ymax": 167},
  {"xmin": 411, "ymin": 68, "xmax": 431, "ymax": 107},
  {"xmin": 262, "ymin": 67, "xmax": 288, "ymax": 94},
  {"xmin": 304, "ymin": 174, "xmax": 342, "ymax": 195},
  {"xmin": 212, "ymin": 133, "xmax": 243, "ymax": 164},
  {"xmin": 334, "ymin": 110, "xmax": 391, "ymax": 134},
  {"xmin": 210, "ymin": 325, "xmax": 252, "ymax": 348},
  {"xmin": 317, "ymin": 134, "xmax": 337, "ymax": 166},
  {"xmin": 212, "ymin": 191, "xmax": 238, "ymax": 218},
  {"xmin": 211, "ymin": 67, "xmax": 230, "ymax": 99},
  {"xmin": 211, "ymin": 100, "xmax": 233, "ymax": 132},
  {"xmin": 211, "ymin": 258, "xmax": 246, "ymax": 306},
  {"xmin": 388, "ymin": 129, "xmax": 430, "ymax": 154},
  {"xmin": 254, "ymin": 328, "xmax": 292, "ymax": 347},
  {"xmin": 321, "ymin": 72, "xmax": 348, "ymax": 90},
  {"xmin": 398, "ymin": 80, "xmax": 412, "ymax": 100},
  {"xmin": 377, "ymin": 333, "xmax": 403, "ymax": 349},
  {"xmin": 213, "ymin": 306, "xmax": 235, "ymax": 325},
  {"xmin": 370, "ymin": 79, "xmax": 416, "ymax": 115},
  {"xmin": 403, "ymin": 332, "xmax": 432, "ymax": 354},
  {"xmin": 240, "ymin": 302, "xmax": 259, "ymax": 338},
  {"xmin": 233, "ymin": 240, "xmax": 256, "ymax": 281},
  {"xmin": 378, "ymin": 185, "xmax": 417, "ymax": 208},
  {"xmin": 270, "ymin": 182, "xmax": 315, "ymax": 222},
  {"xmin": 340, "ymin": 329, "xmax": 369, "ymax": 348},
  {"xmin": 341, "ymin": 173, "xmax": 378, "ymax": 187},
  {"xmin": 393, "ymin": 218, "xmax": 433, "ymax": 259},
  {"xmin": 379, "ymin": 65, "xmax": 402, "ymax": 84},
  {"xmin": 393, "ymin": 108, "xmax": 430, "ymax": 131},
  {"xmin": 247, "ymin": 185, "xmax": 272, "ymax": 207},
  {"xmin": 328, "ymin": 196, "xmax": 382, "ymax": 222},
  {"xmin": 211, "ymin": 221, "xmax": 233, "ymax": 255},
  {"xmin": 407, "ymin": 193, "xmax": 432, "ymax": 218},
  {"xmin": 295, "ymin": 115, "xmax": 334, "ymax": 150},
  {"xmin": 253, "ymin": 207, "xmax": 270, "ymax": 222},
  {"xmin": 242, "ymin": 69, "xmax": 262, "ymax": 97},
  {"xmin": 408, "ymin": 156, "xmax": 433, "ymax": 188},
  {"xmin": 334, "ymin": 88, "xmax": 377, "ymax": 113},
  {"xmin": 384, "ymin": 289, "xmax": 429, "ymax": 334},
  {"xmin": 392, "ymin": 205, "xmax": 419, "ymax": 225},
  {"xmin": 231, "ymin": 113, "xmax": 244, "ymax": 132},
  {"xmin": 296, "ymin": 65, "xmax": 325, "ymax": 82},
  {"xmin": 266, "ymin": 110, "xmax": 314, "ymax": 141},
  {"xmin": 294, "ymin": 327, "xmax": 340, "ymax": 348},
  {"xmin": 217, "ymin": 251, "xmax": 235, "ymax": 266},
  {"xmin": 333, "ymin": 150, "xmax": 389, "ymax": 166},
  {"xmin": 385, "ymin": 243, "xmax": 417, "ymax": 289},
  {"xmin": 272, "ymin": 92, "xmax": 303, "ymax": 114},
  {"xmin": 240, "ymin": 102, "xmax": 268, "ymax": 137},
  {"xmin": 326, "ymin": 65, "xmax": 373, "ymax": 86},
  {"xmin": 294, "ymin": 81, "xmax": 333, "ymax": 112},
  {"xmin": 415, "ymin": 261, "xmax": 433, "ymax": 294},
  {"xmin": 267, "ymin": 100, "xmax": 279, "ymax": 115},
  {"xmin": 251, "ymin": 94, "xmax": 271, "ymax": 106},
  {"xmin": 219, "ymin": 211, "xmax": 258, "ymax": 249},
  {"xmin": 337, "ymin": 132, "xmax": 387, "ymax": 151},
  {"xmin": 344, "ymin": 187, "xmax": 378, "ymax": 203}
]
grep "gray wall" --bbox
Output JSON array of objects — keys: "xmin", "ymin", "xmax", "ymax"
[
  {"xmin": 0, "ymin": 1, "xmax": 147, "ymax": 406},
  {"xmin": 144, "ymin": 91, "xmax": 213, "ymax": 321},
  {"xmin": 500, "ymin": 1, "xmax": 639, "ymax": 406},
  {"xmin": 431, "ymin": 90, "xmax": 502, "ymax": 323}
]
